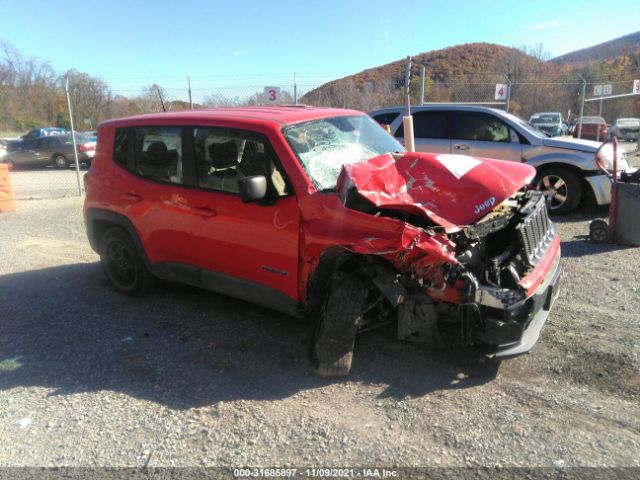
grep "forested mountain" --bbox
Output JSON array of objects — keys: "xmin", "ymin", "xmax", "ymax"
[
  {"xmin": 552, "ymin": 31, "xmax": 640, "ymax": 66},
  {"xmin": 300, "ymin": 39, "xmax": 640, "ymax": 119}
]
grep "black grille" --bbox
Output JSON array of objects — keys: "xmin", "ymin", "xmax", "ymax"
[{"xmin": 516, "ymin": 196, "xmax": 555, "ymax": 266}]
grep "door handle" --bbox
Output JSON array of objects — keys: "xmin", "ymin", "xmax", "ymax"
[
  {"xmin": 192, "ymin": 206, "xmax": 217, "ymax": 218},
  {"xmin": 454, "ymin": 144, "xmax": 470, "ymax": 151},
  {"xmin": 121, "ymin": 192, "xmax": 142, "ymax": 203}
]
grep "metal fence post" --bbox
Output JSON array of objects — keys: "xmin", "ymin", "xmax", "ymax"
[
  {"xmin": 187, "ymin": 76, "xmax": 193, "ymax": 109},
  {"xmin": 578, "ymin": 74, "xmax": 586, "ymax": 139},
  {"xmin": 294, "ymin": 73, "xmax": 298, "ymax": 104},
  {"xmin": 597, "ymin": 95, "xmax": 603, "ymax": 142},
  {"xmin": 153, "ymin": 84, "xmax": 166, "ymax": 112},
  {"xmin": 419, "ymin": 66, "xmax": 425, "ymax": 105},
  {"xmin": 64, "ymin": 77, "xmax": 83, "ymax": 196}
]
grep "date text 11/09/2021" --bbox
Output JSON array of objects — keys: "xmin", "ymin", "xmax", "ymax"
[{"xmin": 233, "ymin": 468, "xmax": 399, "ymax": 478}]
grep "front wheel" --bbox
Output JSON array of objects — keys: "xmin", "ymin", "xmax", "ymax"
[
  {"xmin": 535, "ymin": 167, "xmax": 583, "ymax": 214},
  {"xmin": 311, "ymin": 271, "xmax": 368, "ymax": 378},
  {"xmin": 99, "ymin": 227, "xmax": 153, "ymax": 296}
]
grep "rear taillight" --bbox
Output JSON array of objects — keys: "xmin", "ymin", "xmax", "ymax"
[{"xmin": 79, "ymin": 144, "xmax": 95, "ymax": 153}]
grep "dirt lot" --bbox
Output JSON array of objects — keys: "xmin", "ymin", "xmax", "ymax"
[{"xmin": 0, "ymin": 174, "xmax": 639, "ymax": 468}]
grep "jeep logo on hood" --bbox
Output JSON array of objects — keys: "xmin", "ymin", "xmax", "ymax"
[{"xmin": 474, "ymin": 197, "xmax": 496, "ymax": 215}]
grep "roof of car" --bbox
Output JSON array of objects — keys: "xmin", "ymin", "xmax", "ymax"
[{"xmin": 100, "ymin": 106, "xmax": 365, "ymax": 128}]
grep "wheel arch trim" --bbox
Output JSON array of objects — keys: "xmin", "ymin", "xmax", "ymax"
[{"xmin": 85, "ymin": 208, "xmax": 151, "ymax": 269}]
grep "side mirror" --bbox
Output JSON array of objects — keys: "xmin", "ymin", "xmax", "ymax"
[{"xmin": 238, "ymin": 175, "xmax": 267, "ymax": 203}]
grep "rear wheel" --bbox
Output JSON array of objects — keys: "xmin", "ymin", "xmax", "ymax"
[
  {"xmin": 53, "ymin": 154, "xmax": 68, "ymax": 169},
  {"xmin": 311, "ymin": 271, "xmax": 368, "ymax": 378},
  {"xmin": 99, "ymin": 227, "xmax": 153, "ymax": 296},
  {"xmin": 535, "ymin": 167, "xmax": 583, "ymax": 214}
]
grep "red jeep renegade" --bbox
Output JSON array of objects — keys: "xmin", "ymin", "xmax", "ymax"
[{"xmin": 84, "ymin": 106, "xmax": 561, "ymax": 377}]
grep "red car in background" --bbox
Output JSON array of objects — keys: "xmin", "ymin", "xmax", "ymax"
[{"xmin": 572, "ymin": 116, "xmax": 608, "ymax": 141}]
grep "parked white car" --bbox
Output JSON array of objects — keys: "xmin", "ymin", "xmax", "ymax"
[{"xmin": 609, "ymin": 118, "xmax": 639, "ymax": 142}]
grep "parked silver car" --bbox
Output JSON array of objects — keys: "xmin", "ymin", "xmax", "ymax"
[
  {"xmin": 369, "ymin": 105, "xmax": 632, "ymax": 213},
  {"xmin": 609, "ymin": 118, "xmax": 639, "ymax": 142}
]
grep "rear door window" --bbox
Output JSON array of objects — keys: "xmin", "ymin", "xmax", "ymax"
[
  {"xmin": 394, "ymin": 111, "xmax": 450, "ymax": 139},
  {"xmin": 134, "ymin": 127, "xmax": 184, "ymax": 184}
]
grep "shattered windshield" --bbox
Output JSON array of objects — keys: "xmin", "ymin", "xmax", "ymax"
[{"xmin": 283, "ymin": 115, "xmax": 404, "ymax": 190}]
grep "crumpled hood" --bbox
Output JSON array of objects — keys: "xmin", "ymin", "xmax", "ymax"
[
  {"xmin": 337, "ymin": 152, "xmax": 536, "ymax": 231},
  {"xmin": 542, "ymin": 137, "xmax": 602, "ymax": 152}
]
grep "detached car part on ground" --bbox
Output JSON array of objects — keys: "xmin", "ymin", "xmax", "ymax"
[{"xmin": 84, "ymin": 107, "xmax": 561, "ymax": 378}]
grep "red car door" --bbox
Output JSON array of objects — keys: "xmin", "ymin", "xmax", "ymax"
[
  {"xmin": 183, "ymin": 127, "xmax": 301, "ymax": 301},
  {"xmin": 115, "ymin": 126, "xmax": 197, "ymax": 266}
]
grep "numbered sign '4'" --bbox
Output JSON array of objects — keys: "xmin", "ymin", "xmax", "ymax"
[
  {"xmin": 264, "ymin": 87, "xmax": 281, "ymax": 105},
  {"xmin": 495, "ymin": 83, "xmax": 508, "ymax": 101}
]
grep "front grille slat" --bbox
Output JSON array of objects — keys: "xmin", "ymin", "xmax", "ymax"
[{"xmin": 516, "ymin": 195, "xmax": 555, "ymax": 266}]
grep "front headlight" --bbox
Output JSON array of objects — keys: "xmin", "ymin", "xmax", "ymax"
[
  {"xmin": 596, "ymin": 145, "xmax": 628, "ymax": 173},
  {"xmin": 596, "ymin": 145, "xmax": 614, "ymax": 171}
]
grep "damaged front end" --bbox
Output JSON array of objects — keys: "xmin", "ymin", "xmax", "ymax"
[
  {"xmin": 336, "ymin": 152, "xmax": 562, "ymax": 357},
  {"xmin": 450, "ymin": 191, "xmax": 561, "ymax": 356}
]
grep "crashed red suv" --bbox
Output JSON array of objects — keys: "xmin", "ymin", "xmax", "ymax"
[{"xmin": 84, "ymin": 107, "xmax": 561, "ymax": 377}]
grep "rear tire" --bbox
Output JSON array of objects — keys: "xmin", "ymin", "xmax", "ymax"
[
  {"xmin": 99, "ymin": 227, "xmax": 153, "ymax": 296},
  {"xmin": 53, "ymin": 154, "xmax": 68, "ymax": 169},
  {"xmin": 311, "ymin": 271, "xmax": 368, "ymax": 378},
  {"xmin": 535, "ymin": 167, "xmax": 583, "ymax": 214}
]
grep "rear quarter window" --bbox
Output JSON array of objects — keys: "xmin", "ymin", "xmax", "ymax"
[{"xmin": 113, "ymin": 128, "xmax": 130, "ymax": 168}]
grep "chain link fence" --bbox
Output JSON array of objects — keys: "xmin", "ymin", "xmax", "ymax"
[{"xmin": 2, "ymin": 71, "xmax": 639, "ymax": 200}]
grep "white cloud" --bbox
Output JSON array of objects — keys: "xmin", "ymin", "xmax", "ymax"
[
  {"xmin": 531, "ymin": 19, "xmax": 572, "ymax": 30},
  {"xmin": 232, "ymin": 50, "xmax": 245, "ymax": 56}
]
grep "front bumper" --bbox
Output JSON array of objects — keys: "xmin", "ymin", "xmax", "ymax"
[
  {"xmin": 618, "ymin": 131, "xmax": 639, "ymax": 141},
  {"xmin": 474, "ymin": 246, "xmax": 562, "ymax": 357}
]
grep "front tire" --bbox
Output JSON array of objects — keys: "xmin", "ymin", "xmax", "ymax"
[
  {"xmin": 311, "ymin": 271, "xmax": 368, "ymax": 378},
  {"xmin": 99, "ymin": 227, "xmax": 153, "ymax": 296},
  {"xmin": 535, "ymin": 167, "xmax": 583, "ymax": 214}
]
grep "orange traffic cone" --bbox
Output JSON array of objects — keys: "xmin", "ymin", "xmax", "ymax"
[{"xmin": 0, "ymin": 163, "xmax": 16, "ymax": 212}]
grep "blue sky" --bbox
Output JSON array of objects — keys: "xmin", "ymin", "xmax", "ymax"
[{"xmin": 1, "ymin": 0, "xmax": 638, "ymax": 94}]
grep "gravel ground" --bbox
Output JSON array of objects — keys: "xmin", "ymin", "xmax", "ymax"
[{"xmin": 0, "ymin": 158, "xmax": 639, "ymax": 469}]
